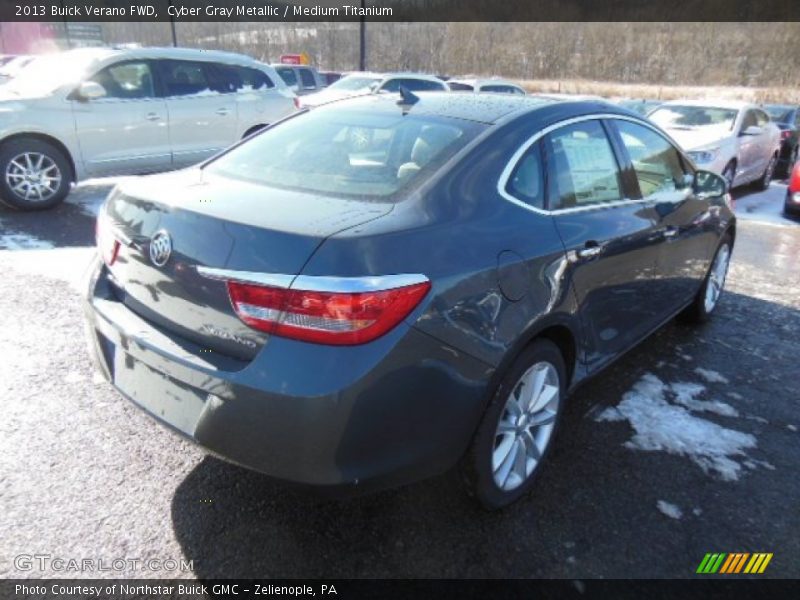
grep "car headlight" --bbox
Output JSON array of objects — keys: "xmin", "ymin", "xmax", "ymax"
[{"xmin": 688, "ymin": 148, "xmax": 720, "ymax": 164}]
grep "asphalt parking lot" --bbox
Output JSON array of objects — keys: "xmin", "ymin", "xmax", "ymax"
[{"xmin": 1, "ymin": 178, "xmax": 798, "ymax": 579}]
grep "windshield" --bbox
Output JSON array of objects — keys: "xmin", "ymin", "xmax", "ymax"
[
  {"xmin": 205, "ymin": 105, "xmax": 484, "ymax": 199},
  {"xmin": 5, "ymin": 52, "xmax": 100, "ymax": 96},
  {"xmin": 764, "ymin": 105, "xmax": 792, "ymax": 123},
  {"xmin": 328, "ymin": 76, "xmax": 381, "ymax": 92},
  {"xmin": 649, "ymin": 105, "xmax": 738, "ymax": 131}
]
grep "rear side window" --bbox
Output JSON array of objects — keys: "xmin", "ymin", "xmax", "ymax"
[
  {"xmin": 614, "ymin": 120, "xmax": 689, "ymax": 198},
  {"xmin": 544, "ymin": 121, "xmax": 622, "ymax": 210},
  {"xmin": 755, "ymin": 110, "xmax": 770, "ymax": 127},
  {"xmin": 298, "ymin": 68, "xmax": 316, "ymax": 89},
  {"xmin": 381, "ymin": 78, "xmax": 445, "ymax": 93},
  {"xmin": 448, "ymin": 82, "xmax": 474, "ymax": 92},
  {"xmin": 482, "ymin": 85, "xmax": 522, "ymax": 95},
  {"xmin": 237, "ymin": 67, "xmax": 274, "ymax": 90},
  {"xmin": 505, "ymin": 142, "xmax": 544, "ymax": 209},
  {"xmin": 157, "ymin": 60, "xmax": 211, "ymax": 97},
  {"xmin": 205, "ymin": 107, "xmax": 484, "ymax": 199},
  {"xmin": 740, "ymin": 110, "xmax": 758, "ymax": 132},
  {"xmin": 276, "ymin": 67, "xmax": 297, "ymax": 87},
  {"xmin": 205, "ymin": 63, "xmax": 242, "ymax": 94}
]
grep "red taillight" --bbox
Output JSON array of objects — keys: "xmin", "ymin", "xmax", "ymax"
[
  {"xmin": 781, "ymin": 130, "xmax": 792, "ymax": 140},
  {"xmin": 790, "ymin": 161, "xmax": 800, "ymax": 193},
  {"xmin": 96, "ymin": 216, "xmax": 120, "ymax": 266},
  {"xmin": 226, "ymin": 280, "xmax": 431, "ymax": 345}
]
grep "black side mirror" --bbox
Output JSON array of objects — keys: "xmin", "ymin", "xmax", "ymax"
[{"xmin": 693, "ymin": 170, "xmax": 728, "ymax": 199}]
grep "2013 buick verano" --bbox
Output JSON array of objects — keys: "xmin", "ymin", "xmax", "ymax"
[{"xmin": 83, "ymin": 92, "xmax": 735, "ymax": 508}]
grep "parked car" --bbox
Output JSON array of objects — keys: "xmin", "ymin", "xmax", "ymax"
[
  {"xmin": 319, "ymin": 70, "xmax": 342, "ymax": 85},
  {"xmin": 531, "ymin": 92, "xmax": 607, "ymax": 103},
  {"xmin": 299, "ymin": 72, "xmax": 448, "ymax": 108},
  {"xmin": 448, "ymin": 78, "xmax": 526, "ymax": 95},
  {"xmin": 763, "ymin": 104, "xmax": 799, "ymax": 176},
  {"xmin": 0, "ymin": 54, "xmax": 34, "ymax": 83},
  {"xmin": 616, "ymin": 98, "xmax": 662, "ymax": 117},
  {"xmin": 84, "ymin": 93, "xmax": 735, "ymax": 509},
  {"xmin": 270, "ymin": 63, "xmax": 327, "ymax": 95},
  {"xmin": 649, "ymin": 100, "xmax": 781, "ymax": 190},
  {"xmin": 0, "ymin": 46, "xmax": 297, "ymax": 210},
  {"xmin": 785, "ymin": 159, "xmax": 800, "ymax": 216}
]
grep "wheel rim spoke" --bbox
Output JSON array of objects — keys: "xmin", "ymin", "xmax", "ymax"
[{"xmin": 5, "ymin": 152, "xmax": 60, "ymax": 202}]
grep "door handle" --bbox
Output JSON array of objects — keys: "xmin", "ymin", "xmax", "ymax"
[
  {"xmin": 215, "ymin": 108, "xmax": 231, "ymax": 116},
  {"xmin": 663, "ymin": 227, "xmax": 679, "ymax": 239},
  {"xmin": 576, "ymin": 241, "xmax": 603, "ymax": 259},
  {"xmin": 145, "ymin": 112, "xmax": 161, "ymax": 121}
]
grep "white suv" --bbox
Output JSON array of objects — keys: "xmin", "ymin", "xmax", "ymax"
[{"xmin": 0, "ymin": 47, "xmax": 297, "ymax": 210}]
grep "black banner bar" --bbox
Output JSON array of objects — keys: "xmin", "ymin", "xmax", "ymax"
[
  {"xmin": 2, "ymin": 579, "xmax": 800, "ymax": 600},
  {"xmin": 1, "ymin": 0, "xmax": 800, "ymax": 22}
]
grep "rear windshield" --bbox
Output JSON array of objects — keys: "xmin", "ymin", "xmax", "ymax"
[{"xmin": 205, "ymin": 107, "xmax": 484, "ymax": 198}]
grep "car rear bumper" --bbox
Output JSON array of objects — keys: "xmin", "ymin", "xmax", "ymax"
[{"xmin": 83, "ymin": 257, "xmax": 492, "ymax": 494}]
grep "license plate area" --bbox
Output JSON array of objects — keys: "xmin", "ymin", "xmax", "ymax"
[{"xmin": 113, "ymin": 350, "xmax": 206, "ymax": 437}]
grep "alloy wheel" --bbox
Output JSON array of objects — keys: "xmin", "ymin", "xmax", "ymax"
[
  {"xmin": 492, "ymin": 361, "xmax": 560, "ymax": 491},
  {"xmin": 4, "ymin": 152, "xmax": 62, "ymax": 203},
  {"xmin": 704, "ymin": 244, "xmax": 731, "ymax": 313}
]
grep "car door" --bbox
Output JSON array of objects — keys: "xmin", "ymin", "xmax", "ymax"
[
  {"xmin": 609, "ymin": 118, "xmax": 716, "ymax": 314},
  {"xmin": 155, "ymin": 59, "xmax": 238, "ymax": 169},
  {"xmin": 736, "ymin": 109, "xmax": 761, "ymax": 182},
  {"xmin": 72, "ymin": 59, "xmax": 170, "ymax": 177},
  {"xmin": 754, "ymin": 109, "xmax": 776, "ymax": 172},
  {"xmin": 542, "ymin": 119, "xmax": 664, "ymax": 372}
]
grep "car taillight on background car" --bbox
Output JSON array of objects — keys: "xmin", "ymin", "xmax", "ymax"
[
  {"xmin": 225, "ymin": 279, "xmax": 431, "ymax": 345},
  {"xmin": 781, "ymin": 130, "xmax": 792, "ymax": 140},
  {"xmin": 95, "ymin": 215, "xmax": 120, "ymax": 266}
]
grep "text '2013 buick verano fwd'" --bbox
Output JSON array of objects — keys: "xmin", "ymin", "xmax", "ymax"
[{"xmin": 84, "ymin": 92, "xmax": 735, "ymax": 508}]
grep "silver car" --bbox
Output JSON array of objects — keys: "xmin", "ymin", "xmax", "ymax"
[
  {"xmin": 0, "ymin": 47, "xmax": 297, "ymax": 210},
  {"xmin": 649, "ymin": 100, "xmax": 781, "ymax": 190}
]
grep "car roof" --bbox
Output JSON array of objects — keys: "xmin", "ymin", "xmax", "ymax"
[
  {"xmin": 315, "ymin": 91, "xmax": 570, "ymax": 124},
  {"xmin": 62, "ymin": 45, "xmax": 263, "ymax": 65},
  {"xmin": 658, "ymin": 99, "xmax": 755, "ymax": 110}
]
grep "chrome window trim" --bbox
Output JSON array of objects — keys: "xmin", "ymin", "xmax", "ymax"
[
  {"xmin": 197, "ymin": 267, "xmax": 428, "ymax": 292},
  {"xmin": 497, "ymin": 113, "xmax": 687, "ymax": 216}
]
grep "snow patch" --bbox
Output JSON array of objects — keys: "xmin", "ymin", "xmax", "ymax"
[
  {"xmin": 788, "ymin": 424, "xmax": 798, "ymax": 432},
  {"xmin": 727, "ymin": 392, "xmax": 743, "ymax": 401},
  {"xmin": 692, "ymin": 508, "xmax": 703, "ymax": 516},
  {"xmin": 670, "ymin": 382, "xmax": 738, "ymax": 417},
  {"xmin": 595, "ymin": 373, "xmax": 757, "ymax": 481},
  {"xmin": 694, "ymin": 368, "xmax": 729, "ymax": 384},
  {"xmin": 657, "ymin": 500, "xmax": 683, "ymax": 520}
]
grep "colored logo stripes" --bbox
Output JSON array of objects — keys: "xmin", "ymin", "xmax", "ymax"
[{"xmin": 696, "ymin": 553, "xmax": 773, "ymax": 574}]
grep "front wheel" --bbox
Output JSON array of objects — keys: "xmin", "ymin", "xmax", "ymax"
[
  {"xmin": 461, "ymin": 339, "xmax": 566, "ymax": 509},
  {"xmin": 722, "ymin": 161, "xmax": 736, "ymax": 190},
  {"xmin": 0, "ymin": 138, "xmax": 71, "ymax": 210},
  {"xmin": 681, "ymin": 236, "xmax": 732, "ymax": 323}
]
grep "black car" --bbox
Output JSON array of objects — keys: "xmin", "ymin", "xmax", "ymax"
[
  {"xmin": 764, "ymin": 104, "xmax": 800, "ymax": 176},
  {"xmin": 84, "ymin": 93, "xmax": 735, "ymax": 509}
]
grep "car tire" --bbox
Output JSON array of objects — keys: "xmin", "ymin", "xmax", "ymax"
[
  {"xmin": 0, "ymin": 138, "xmax": 71, "ymax": 211},
  {"xmin": 754, "ymin": 153, "xmax": 777, "ymax": 191},
  {"xmin": 681, "ymin": 235, "xmax": 733, "ymax": 324},
  {"xmin": 721, "ymin": 161, "xmax": 736, "ymax": 190},
  {"xmin": 461, "ymin": 339, "xmax": 566, "ymax": 510}
]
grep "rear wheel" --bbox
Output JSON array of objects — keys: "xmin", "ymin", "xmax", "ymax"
[
  {"xmin": 0, "ymin": 138, "xmax": 71, "ymax": 210},
  {"xmin": 754, "ymin": 153, "xmax": 777, "ymax": 191},
  {"xmin": 681, "ymin": 235, "xmax": 732, "ymax": 323},
  {"xmin": 462, "ymin": 339, "xmax": 566, "ymax": 509}
]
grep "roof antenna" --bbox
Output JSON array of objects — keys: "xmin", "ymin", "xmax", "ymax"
[{"xmin": 397, "ymin": 85, "xmax": 420, "ymax": 107}]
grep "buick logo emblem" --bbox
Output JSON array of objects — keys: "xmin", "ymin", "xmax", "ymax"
[{"xmin": 149, "ymin": 230, "xmax": 172, "ymax": 267}]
